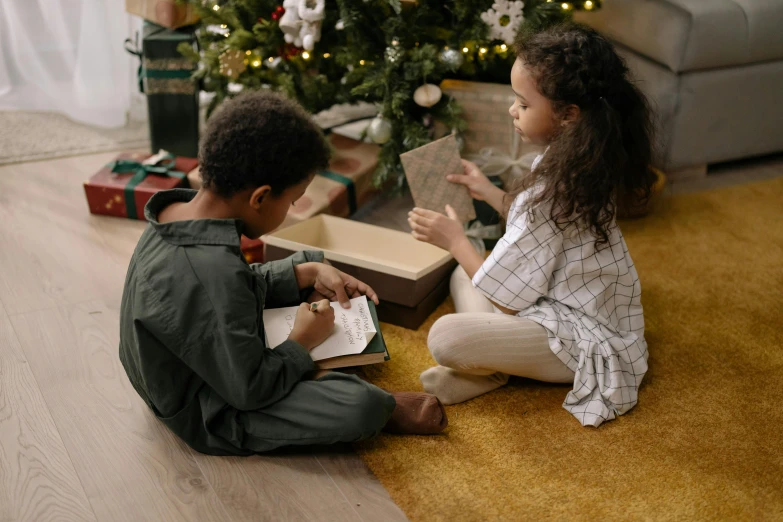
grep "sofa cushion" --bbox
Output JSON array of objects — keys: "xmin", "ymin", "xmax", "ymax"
[{"xmin": 575, "ymin": 0, "xmax": 783, "ymax": 73}]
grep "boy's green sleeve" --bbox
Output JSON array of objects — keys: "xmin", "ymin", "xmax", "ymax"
[{"xmin": 251, "ymin": 250, "xmax": 324, "ymax": 308}]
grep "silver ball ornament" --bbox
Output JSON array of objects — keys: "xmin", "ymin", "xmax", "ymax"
[
  {"xmin": 440, "ymin": 48, "xmax": 464, "ymax": 71},
  {"xmin": 367, "ymin": 115, "xmax": 393, "ymax": 144}
]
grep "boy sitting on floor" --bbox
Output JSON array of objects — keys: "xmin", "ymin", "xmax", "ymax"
[{"xmin": 119, "ymin": 91, "xmax": 447, "ymax": 455}]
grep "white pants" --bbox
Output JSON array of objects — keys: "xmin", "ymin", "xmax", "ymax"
[{"xmin": 420, "ymin": 267, "xmax": 574, "ymax": 405}]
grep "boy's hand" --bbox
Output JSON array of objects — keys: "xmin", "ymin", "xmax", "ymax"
[
  {"xmin": 312, "ymin": 264, "xmax": 379, "ymax": 309},
  {"xmin": 288, "ymin": 300, "xmax": 335, "ymax": 351},
  {"xmin": 408, "ymin": 205, "xmax": 469, "ymax": 253}
]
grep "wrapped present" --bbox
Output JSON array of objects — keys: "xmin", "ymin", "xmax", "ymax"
[
  {"xmin": 186, "ymin": 134, "xmax": 379, "ymax": 228},
  {"xmin": 84, "ymin": 151, "xmax": 197, "ymax": 220},
  {"xmin": 125, "ymin": 22, "xmax": 199, "ymax": 158},
  {"xmin": 281, "ymin": 133, "xmax": 379, "ymax": 228},
  {"xmin": 441, "ymin": 80, "xmax": 543, "ymax": 185},
  {"xmin": 125, "ymin": 0, "xmax": 199, "ymax": 29},
  {"xmin": 240, "ymin": 236, "xmax": 265, "ymax": 264}
]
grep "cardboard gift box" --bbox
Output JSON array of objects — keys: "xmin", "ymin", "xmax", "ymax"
[
  {"xmin": 441, "ymin": 79, "xmax": 543, "ymax": 185},
  {"xmin": 126, "ymin": 0, "xmax": 199, "ymax": 29},
  {"xmin": 188, "ymin": 133, "xmax": 379, "ymax": 228},
  {"xmin": 84, "ymin": 151, "xmax": 196, "ymax": 220},
  {"xmin": 263, "ymin": 215, "xmax": 457, "ymax": 330}
]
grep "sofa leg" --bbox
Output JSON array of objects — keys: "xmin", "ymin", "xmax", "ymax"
[{"xmin": 668, "ymin": 164, "xmax": 707, "ymax": 182}]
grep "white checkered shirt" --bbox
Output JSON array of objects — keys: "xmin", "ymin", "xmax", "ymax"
[{"xmin": 472, "ymin": 158, "xmax": 648, "ymax": 427}]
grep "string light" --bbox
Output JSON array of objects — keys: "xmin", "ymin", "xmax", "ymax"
[
  {"xmin": 500, "ymin": 44, "xmax": 508, "ymax": 51},
  {"xmin": 245, "ymin": 50, "xmax": 251, "ymax": 55},
  {"xmin": 224, "ymin": 32, "xmax": 230, "ymax": 37},
  {"xmin": 268, "ymin": 57, "xmax": 274, "ymax": 62},
  {"xmin": 302, "ymin": 51, "xmax": 310, "ymax": 60},
  {"xmin": 359, "ymin": 59, "xmax": 366, "ymax": 65},
  {"xmin": 323, "ymin": 53, "xmax": 331, "ymax": 58},
  {"xmin": 585, "ymin": 0, "xmax": 594, "ymax": 8},
  {"xmin": 561, "ymin": 2, "xmax": 572, "ymax": 9},
  {"xmin": 479, "ymin": 47, "xmax": 488, "ymax": 54},
  {"xmin": 252, "ymin": 60, "xmax": 261, "ymax": 67},
  {"xmin": 212, "ymin": 4, "xmax": 220, "ymax": 11},
  {"xmin": 462, "ymin": 46, "xmax": 469, "ymax": 53},
  {"xmin": 220, "ymin": 24, "xmax": 227, "ymax": 28}
]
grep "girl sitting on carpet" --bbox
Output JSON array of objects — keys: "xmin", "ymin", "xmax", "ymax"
[{"xmin": 408, "ymin": 23, "xmax": 656, "ymax": 427}]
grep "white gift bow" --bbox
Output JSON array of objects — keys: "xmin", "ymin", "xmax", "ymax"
[
  {"xmin": 464, "ymin": 221, "xmax": 503, "ymax": 257},
  {"xmin": 466, "ymin": 124, "xmax": 541, "ymax": 179},
  {"xmin": 468, "ymin": 146, "xmax": 540, "ymax": 179}
]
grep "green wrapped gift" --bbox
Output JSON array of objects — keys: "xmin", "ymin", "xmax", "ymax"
[{"xmin": 126, "ymin": 22, "xmax": 199, "ymax": 158}]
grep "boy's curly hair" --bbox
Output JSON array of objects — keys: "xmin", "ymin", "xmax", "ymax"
[
  {"xmin": 513, "ymin": 23, "xmax": 657, "ymax": 246},
  {"xmin": 198, "ymin": 91, "xmax": 331, "ymax": 197}
]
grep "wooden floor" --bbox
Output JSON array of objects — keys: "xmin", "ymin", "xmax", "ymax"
[
  {"xmin": 1, "ymin": 150, "xmax": 781, "ymax": 522},
  {"xmin": 0, "ymin": 152, "xmax": 408, "ymax": 522}
]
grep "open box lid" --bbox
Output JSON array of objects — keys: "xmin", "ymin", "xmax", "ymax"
[{"xmin": 262, "ymin": 215, "xmax": 454, "ymax": 281}]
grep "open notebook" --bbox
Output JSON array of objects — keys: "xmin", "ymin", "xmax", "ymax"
[{"xmin": 263, "ymin": 296, "xmax": 389, "ymax": 370}]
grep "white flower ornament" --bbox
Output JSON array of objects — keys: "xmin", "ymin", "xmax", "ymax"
[{"xmin": 480, "ymin": 0, "xmax": 525, "ymax": 45}]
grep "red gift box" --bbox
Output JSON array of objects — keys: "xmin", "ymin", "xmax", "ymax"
[
  {"xmin": 84, "ymin": 151, "xmax": 197, "ymax": 220},
  {"xmin": 240, "ymin": 236, "xmax": 264, "ymax": 264}
]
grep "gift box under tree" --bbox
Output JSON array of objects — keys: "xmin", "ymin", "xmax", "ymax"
[
  {"xmin": 442, "ymin": 79, "xmax": 543, "ymax": 184},
  {"xmin": 188, "ymin": 133, "xmax": 380, "ymax": 229},
  {"xmin": 126, "ymin": 22, "xmax": 199, "ymax": 158},
  {"xmin": 84, "ymin": 151, "xmax": 197, "ymax": 220},
  {"xmin": 441, "ymin": 80, "xmax": 542, "ymax": 246}
]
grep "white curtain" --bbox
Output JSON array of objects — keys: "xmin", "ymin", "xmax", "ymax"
[{"xmin": 0, "ymin": 0, "xmax": 134, "ymax": 128}]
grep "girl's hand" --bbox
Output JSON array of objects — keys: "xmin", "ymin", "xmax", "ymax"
[
  {"xmin": 408, "ymin": 205, "xmax": 468, "ymax": 253},
  {"xmin": 447, "ymin": 160, "xmax": 495, "ymax": 201},
  {"xmin": 448, "ymin": 159, "xmax": 507, "ymax": 214}
]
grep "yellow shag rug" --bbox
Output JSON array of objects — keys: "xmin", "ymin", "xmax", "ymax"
[{"xmin": 357, "ymin": 178, "xmax": 783, "ymax": 521}]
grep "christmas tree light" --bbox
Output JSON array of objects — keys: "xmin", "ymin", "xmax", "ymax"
[{"xmin": 180, "ymin": 0, "xmax": 600, "ymax": 188}]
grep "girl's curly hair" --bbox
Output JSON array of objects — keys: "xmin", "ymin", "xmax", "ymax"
[{"xmin": 512, "ymin": 23, "xmax": 656, "ymax": 246}]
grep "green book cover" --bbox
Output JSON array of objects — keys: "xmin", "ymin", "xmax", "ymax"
[{"xmin": 364, "ymin": 300, "xmax": 390, "ymax": 361}]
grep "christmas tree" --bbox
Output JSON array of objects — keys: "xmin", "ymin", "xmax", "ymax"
[{"xmin": 178, "ymin": 0, "xmax": 600, "ymax": 188}]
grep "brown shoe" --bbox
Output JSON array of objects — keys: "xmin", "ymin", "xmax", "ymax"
[{"xmin": 383, "ymin": 392, "xmax": 448, "ymax": 435}]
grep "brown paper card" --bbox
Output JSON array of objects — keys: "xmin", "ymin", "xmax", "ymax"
[{"xmin": 400, "ymin": 134, "xmax": 476, "ymax": 222}]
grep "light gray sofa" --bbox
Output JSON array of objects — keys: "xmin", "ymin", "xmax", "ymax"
[{"xmin": 576, "ymin": 0, "xmax": 783, "ymax": 171}]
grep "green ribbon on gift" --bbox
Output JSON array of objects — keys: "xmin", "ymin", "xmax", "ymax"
[
  {"xmin": 318, "ymin": 170, "xmax": 357, "ymax": 214},
  {"xmin": 141, "ymin": 68, "xmax": 193, "ymax": 80},
  {"xmin": 107, "ymin": 155, "xmax": 185, "ymax": 220}
]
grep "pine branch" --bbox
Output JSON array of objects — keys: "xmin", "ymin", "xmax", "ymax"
[{"xmin": 179, "ymin": 0, "xmax": 602, "ymax": 190}]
